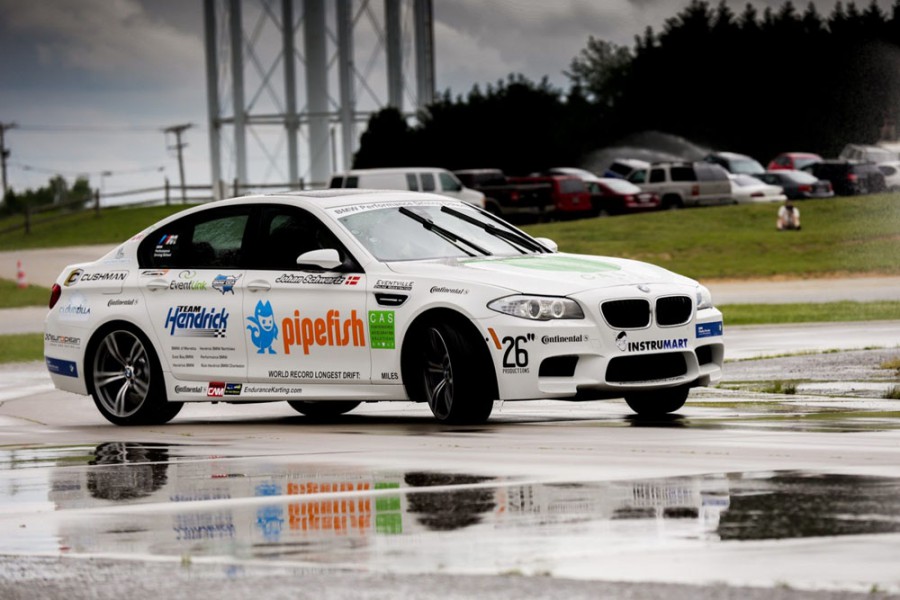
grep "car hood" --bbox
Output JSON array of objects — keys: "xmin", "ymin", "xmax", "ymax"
[{"xmin": 385, "ymin": 253, "xmax": 698, "ymax": 295}]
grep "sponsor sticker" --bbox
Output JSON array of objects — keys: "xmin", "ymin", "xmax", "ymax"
[
  {"xmin": 108, "ymin": 298, "xmax": 138, "ymax": 307},
  {"xmin": 46, "ymin": 356, "xmax": 78, "ymax": 377},
  {"xmin": 165, "ymin": 305, "xmax": 229, "ymax": 337},
  {"xmin": 174, "ymin": 384, "xmax": 205, "ymax": 394},
  {"xmin": 541, "ymin": 334, "xmax": 587, "ymax": 344},
  {"xmin": 154, "ymin": 234, "xmax": 178, "ymax": 258},
  {"xmin": 207, "ymin": 382, "xmax": 225, "ymax": 397},
  {"xmin": 488, "ymin": 328, "xmax": 533, "ymax": 374},
  {"xmin": 58, "ymin": 293, "xmax": 91, "ymax": 321},
  {"xmin": 696, "ymin": 321, "xmax": 723, "ymax": 338},
  {"xmin": 616, "ymin": 331, "xmax": 689, "ymax": 352},
  {"xmin": 368, "ymin": 311, "xmax": 395, "ymax": 349},
  {"xmin": 281, "ymin": 308, "xmax": 365, "ymax": 355},
  {"xmin": 44, "ymin": 333, "xmax": 82, "ymax": 348},
  {"xmin": 275, "ymin": 273, "xmax": 346, "ymax": 285},
  {"xmin": 374, "ymin": 279, "xmax": 413, "ymax": 291},
  {"xmin": 241, "ymin": 384, "xmax": 305, "ymax": 397},
  {"xmin": 224, "ymin": 383, "xmax": 242, "ymax": 396},
  {"xmin": 212, "ymin": 274, "xmax": 241, "ymax": 294},
  {"xmin": 64, "ymin": 269, "xmax": 83, "ymax": 287},
  {"xmin": 247, "ymin": 300, "xmax": 279, "ymax": 354},
  {"xmin": 78, "ymin": 271, "xmax": 128, "ymax": 283},
  {"xmin": 430, "ymin": 286, "xmax": 468, "ymax": 295}
]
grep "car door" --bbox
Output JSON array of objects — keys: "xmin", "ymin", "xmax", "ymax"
[
  {"xmin": 242, "ymin": 204, "xmax": 370, "ymax": 388},
  {"xmin": 137, "ymin": 206, "xmax": 250, "ymax": 388}
]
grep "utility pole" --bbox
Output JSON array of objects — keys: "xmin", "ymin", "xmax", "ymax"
[
  {"xmin": 0, "ymin": 122, "xmax": 16, "ymax": 200},
  {"xmin": 164, "ymin": 123, "xmax": 192, "ymax": 202}
]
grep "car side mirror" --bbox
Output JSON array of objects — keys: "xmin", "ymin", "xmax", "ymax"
[
  {"xmin": 533, "ymin": 237, "xmax": 558, "ymax": 252},
  {"xmin": 296, "ymin": 248, "xmax": 342, "ymax": 270}
]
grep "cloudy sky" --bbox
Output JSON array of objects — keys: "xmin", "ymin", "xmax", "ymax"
[{"xmin": 0, "ymin": 0, "xmax": 891, "ymax": 198}]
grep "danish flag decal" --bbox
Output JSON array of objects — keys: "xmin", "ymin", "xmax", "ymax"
[{"xmin": 344, "ymin": 275, "xmax": 361, "ymax": 286}]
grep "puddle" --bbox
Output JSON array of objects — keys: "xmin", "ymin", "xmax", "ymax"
[{"xmin": 2, "ymin": 444, "xmax": 899, "ymax": 574}]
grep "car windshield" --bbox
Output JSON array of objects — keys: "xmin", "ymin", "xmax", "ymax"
[
  {"xmin": 732, "ymin": 174, "xmax": 763, "ymax": 187},
  {"xmin": 337, "ymin": 202, "xmax": 546, "ymax": 261},
  {"xmin": 792, "ymin": 156, "xmax": 820, "ymax": 170},
  {"xmin": 730, "ymin": 159, "xmax": 765, "ymax": 174},
  {"xmin": 600, "ymin": 179, "xmax": 641, "ymax": 194}
]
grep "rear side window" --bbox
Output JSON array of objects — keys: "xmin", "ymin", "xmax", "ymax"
[
  {"xmin": 345, "ymin": 176, "xmax": 359, "ymax": 188},
  {"xmin": 405, "ymin": 173, "xmax": 419, "ymax": 191},
  {"xmin": 629, "ymin": 169, "xmax": 647, "ymax": 184},
  {"xmin": 139, "ymin": 207, "xmax": 251, "ymax": 269},
  {"xmin": 670, "ymin": 167, "xmax": 695, "ymax": 182},
  {"xmin": 328, "ymin": 176, "xmax": 343, "ymax": 188},
  {"xmin": 649, "ymin": 168, "xmax": 666, "ymax": 183},
  {"xmin": 421, "ymin": 173, "xmax": 436, "ymax": 191}
]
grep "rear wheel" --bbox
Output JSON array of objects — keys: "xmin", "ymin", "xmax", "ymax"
[
  {"xmin": 288, "ymin": 400, "xmax": 360, "ymax": 418},
  {"xmin": 408, "ymin": 321, "xmax": 494, "ymax": 424},
  {"xmin": 624, "ymin": 386, "xmax": 689, "ymax": 416},
  {"xmin": 89, "ymin": 326, "xmax": 181, "ymax": 426}
]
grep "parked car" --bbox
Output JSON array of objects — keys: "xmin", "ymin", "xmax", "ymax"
[
  {"xmin": 767, "ymin": 152, "xmax": 822, "ymax": 171},
  {"xmin": 540, "ymin": 167, "xmax": 600, "ymax": 179},
  {"xmin": 627, "ymin": 161, "xmax": 734, "ymax": 208},
  {"xmin": 583, "ymin": 177, "xmax": 661, "ymax": 215},
  {"xmin": 43, "ymin": 190, "xmax": 724, "ymax": 425},
  {"xmin": 802, "ymin": 160, "xmax": 886, "ymax": 196},
  {"xmin": 838, "ymin": 144, "xmax": 897, "ymax": 164},
  {"xmin": 704, "ymin": 152, "xmax": 765, "ymax": 175},
  {"xmin": 453, "ymin": 168, "xmax": 555, "ymax": 221},
  {"xmin": 329, "ymin": 167, "xmax": 485, "ymax": 208},
  {"xmin": 508, "ymin": 174, "xmax": 593, "ymax": 217},
  {"xmin": 876, "ymin": 161, "xmax": 900, "ymax": 191},
  {"xmin": 757, "ymin": 170, "xmax": 834, "ymax": 200},
  {"xmin": 727, "ymin": 174, "xmax": 787, "ymax": 204},
  {"xmin": 603, "ymin": 158, "xmax": 650, "ymax": 180}
]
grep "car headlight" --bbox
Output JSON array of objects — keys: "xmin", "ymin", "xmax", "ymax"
[
  {"xmin": 696, "ymin": 285, "xmax": 713, "ymax": 310},
  {"xmin": 488, "ymin": 295, "xmax": 584, "ymax": 320}
]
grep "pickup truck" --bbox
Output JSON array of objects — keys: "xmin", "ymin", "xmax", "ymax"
[{"xmin": 453, "ymin": 169, "xmax": 555, "ymax": 221}]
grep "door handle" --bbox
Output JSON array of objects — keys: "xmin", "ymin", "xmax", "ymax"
[
  {"xmin": 146, "ymin": 279, "xmax": 168, "ymax": 291},
  {"xmin": 247, "ymin": 280, "xmax": 271, "ymax": 292}
]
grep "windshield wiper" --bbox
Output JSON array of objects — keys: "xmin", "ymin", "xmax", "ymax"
[
  {"xmin": 440, "ymin": 206, "xmax": 549, "ymax": 254},
  {"xmin": 398, "ymin": 207, "xmax": 491, "ymax": 256}
]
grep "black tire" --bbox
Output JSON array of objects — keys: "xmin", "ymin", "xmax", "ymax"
[
  {"xmin": 661, "ymin": 194, "xmax": 683, "ymax": 210},
  {"xmin": 408, "ymin": 321, "xmax": 494, "ymax": 424},
  {"xmin": 288, "ymin": 400, "xmax": 360, "ymax": 418},
  {"xmin": 624, "ymin": 385, "xmax": 689, "ymax": 416},
  {"xmin": 88, "ymin": 325, "xmax": 182, "ymax": 426}
]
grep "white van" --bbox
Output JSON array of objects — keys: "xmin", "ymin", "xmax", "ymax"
[{"xmin": 329, "ymin": 167, "xmax": 486, "ymax": 208}]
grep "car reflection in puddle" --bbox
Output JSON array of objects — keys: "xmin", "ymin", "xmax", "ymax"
[{"xmin": 3, "ymin": 442, "xmax": 900, "ymax": 572}]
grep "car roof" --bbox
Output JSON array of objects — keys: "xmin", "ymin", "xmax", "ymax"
[
  {"xmin": 710, "ymin": 151, "xmax": 754, "ymax": 160},
  {"xmin": 333, "ymin": 167, "xmax": 450, "ymax": 176}
]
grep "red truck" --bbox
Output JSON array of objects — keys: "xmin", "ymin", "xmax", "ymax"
[{"xmin": 453, "ymin": 169, "xmax": 592, "ymax": 221}]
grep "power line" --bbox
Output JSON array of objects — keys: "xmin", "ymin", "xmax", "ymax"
[{"xmin": 13, "ymin": 124, "xmax": 197, "ymax": 133}]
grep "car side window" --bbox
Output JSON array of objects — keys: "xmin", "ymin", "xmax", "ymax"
[
  {"xmin": 138, "ymin": 207, "xmax": 251, "ymax": 269},
  {"xmin": 421, "ymin": 173, "xmax": 436, "ymax": 192},
  {"xmin": 251, "ymin": 205, "xmax": 360, "ymax": 272},
  {"xmin": 629, "ymin": 169, "xmax": 647, "ymax": 184},
  {"xmin": 405, "ymin": 173, "xmax": 419, "ymax": 191},
  {"xmin": 328, "ymin": 176, "xmax": 343, "ymax": 188},
  {"xmin": 670, "ymin": 167, "xmax": 695, "ymax": 182},
  {"xmin": 649, "ymin": 168, "xmax": 666, "ymax": 183},
  {"xmin": 439, "ymin": 172, "xmax": 463, "ymax": 192}
]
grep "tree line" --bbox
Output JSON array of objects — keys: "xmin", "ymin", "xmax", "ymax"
[{"xmin": 354, "ymin": 0, "xmax": 900, "ymax": 174}]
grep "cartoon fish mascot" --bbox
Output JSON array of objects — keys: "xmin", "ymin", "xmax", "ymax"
[{"xmin": 247, "ymin": 300, "xmax": 278, "ymax": 354}]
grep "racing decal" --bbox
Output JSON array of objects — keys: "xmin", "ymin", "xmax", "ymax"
[
  {"xmin": 212, "ymin": 274, "xmax": 241, "ymax": 294},
  {"xmin": 57, "ymin": 293, "xmax": 91, "ymax": 321},
  {"xmin": 241, "ymin": 384, "xmax": 304, "ymax": 397},
  {"xmin": 165, "ymin": 305, "xmax": 229, "ymax": 337},
  {"xmin": 487, "ymin": 328, "xmax": 534, "ymax": 374},
  {"xmin": 368, "ymin": 311, "xmax": 395, "ymax": 349},
  {"xmin": 44, "ymin": 333, "xmax": 82, "ymax": 348},
  {"xmin": 225, "ymin": 383, "xmax": 242, "ymax": 396},
  {"xmin": 541, "ymin": 334, "xmax": 587, "ymax": 344},
  {"xmin": 616, "ymin": 331, "xmax": 689, "ymax": 352},
  {"xmin": 696, "ymin": 321, "xmax": 723, "ymax": 338},
  {"xmin": 46, "ymin": 356, "xmax": 78, "ymax": 377},
  {"xmin": 281, "ymin": 309, "xmax": 365, "ymax": 355},
  {"xmin": 344, "ymin": 275, "xmax": 361, "ymax": 286},
  {"xmin": 174, "ymin": 384, "xmax": 205, "ymax": 394},
  {"xmin": 107, "ymin": 298, "xmax": 138, "ymax": 307},
  {"xmin": 275, "ymin": 273, "xmax": 348, "ymax": 285},
  {"xmin": 63, "ymin": 269, "xmax": 82, "ymax": 286},
  {"xmin": 331, "ymin": 199, "xmax": 445, "ymax": 217},
  {"xmin": 430, "ymin": 286, "xmax": 469, "ymax": 295},
  {"xmin": 169, "ymin": 270, "xmax": 208, "ymax": 291},
  {"xmin": 77, "ymin": 270, "xmax": 128, "ymax": 283},
  {"xmin": 154, "ymin": 234, "xmax": 178, "ymax": 258},
  {"xmin": 374, "ymin": 279, "xmax": 413, "ymax": 291},
  {"xmin": 247, "ymin": 300, "xmax": 279, "ymax": 354},
  {"xmin": 208, "ymin": 382, "xmax": 225, "ymax": 397},
  {"xmin": 267, "ymin": 369, "xmax": 362, "ymax": 380}
]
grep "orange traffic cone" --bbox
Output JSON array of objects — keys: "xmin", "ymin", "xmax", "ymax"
[{"xmin": 16, "ymin": 260, "xmax": 27, "ymax": 289}]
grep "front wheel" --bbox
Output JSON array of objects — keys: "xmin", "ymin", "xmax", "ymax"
[
  {"xmin": 89, "ymin": 326, "xmax": 181, "ymax": 426},
  {"xmin": 288, "ymin": 400, "xmax": 360, "ymax": 418},
  {"xmin": 624, "ymin": 386, "xmax": 689, "ymax": 416},
  {"xmin": 409, "ymin": 321, "xmax": 494, "ymax": 424}
]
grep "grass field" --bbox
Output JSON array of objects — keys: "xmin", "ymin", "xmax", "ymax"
[
  {"xmin": 0, "ymin": 279, "xmax": 51, "ymax": 309},
  {"xmin": 1, "ymin": 195, "xmax": 899, "ymax": 280},
  {"xmin": 0, "ymin": 333, "xmax": 43, "ymax": 363}
]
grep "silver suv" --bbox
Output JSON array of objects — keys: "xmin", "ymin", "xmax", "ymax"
[{"xmin": 627, "ymin": 162, "xmax": 734, "ymax": 208}]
